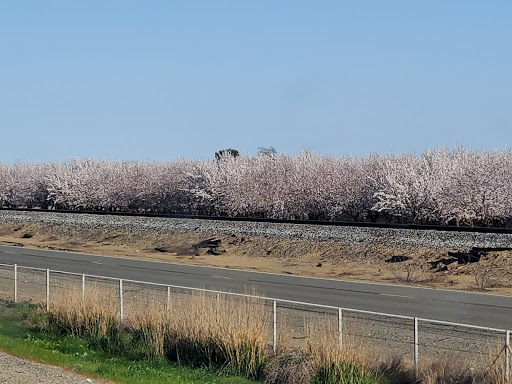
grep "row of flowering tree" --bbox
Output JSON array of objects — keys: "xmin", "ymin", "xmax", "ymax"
[{"xmin": 1, "ymin": 148, "xmax": 511, "ymax": 226}]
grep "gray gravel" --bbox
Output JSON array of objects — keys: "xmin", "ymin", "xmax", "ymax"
[
  {"xmin": 0, "ymin": 351, "xmax": 114, "ymax": 384},
  {"xmin": 1, "ymin": 210, "xmax": 511, "ymax": 250}
]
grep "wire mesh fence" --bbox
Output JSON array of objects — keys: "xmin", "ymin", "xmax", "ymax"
[
  {"xmin": 418, "ymin": 319, "xmax": 509, "ymax": 373},
  {"xmin": 276, "ymin": 301, "xmax": 339, "ymax": 351},
  {"xmin": 0, "ymin": 265, "xmax": 13, "ymax": 300},
  {"xmin": 0, "ymin": 262, "xmax": 509, "ymax": 379},
  {"xmin": 344, "ymin": 310, "xmax": 416, "ymax": 363},
  {"xmin": 49, "ymin": 270, "xmax": 84, "ymax": 304},
  {"xmin": 16, "ymin": 266, "xmax": 46, "ymax": 304}
]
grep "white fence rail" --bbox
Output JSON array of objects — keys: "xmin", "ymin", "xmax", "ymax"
[{"xmin": 0, "ymin": 262, "xmax": 510, "ymax": 378}]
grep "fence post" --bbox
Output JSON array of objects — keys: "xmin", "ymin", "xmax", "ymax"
[
  {"xmin": 506, "ymin": 330, "xmax": 510, "ymax": 382},
  {"xmin": 13, "ymin": 264, "xmax": 17, "ymax": 303},
  {"xmin": 338, "ymin": 308, "xmax": 343, "ymax": 350},
  {"xmin": 414, "ymin": 317, "xmax": 419, "ymax": 377},
  {"xmin": 82, "ymin": 274, "xmax": 85, "ymax": 301},
  {"xmin": 46, "ymin": 269, "xmax": 50, "ymax": 311},
  {"xmin": 273, "ymin": 300, "xmax": 277, "ymax": 353},
  {"xmin": 119, "ymin": 279, "xmax": 124, "ymax": 321},
  {"xmin": 167, "ymin": 286, "xmax": 170, "ymax": 309}
]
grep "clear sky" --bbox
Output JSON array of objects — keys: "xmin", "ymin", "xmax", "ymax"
[{"xmin": 1, "ymin": 1, "xmax": 511, "ymax": 162}]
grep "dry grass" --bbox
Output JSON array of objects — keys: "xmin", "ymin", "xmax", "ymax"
[
  {"xmin": 308, "ymin": 329, "xmax": 383, "ymax": 384},
  {"xmin": 263, "ymin": 313, "xmax": 383, "ymax": 384},
  {"xmin": 47, "ymin": 286, "xmax": 269, "ymax": 378},
  {"xmin": 420, "ymin": 355, "xmax": 476, "ymax": 384},
  {"xmin": 263, "ymin": 350, "xmax": 316, "ymax": 384},
  {"xmin": 46, "ymin": 285, "xmax": 383, "ymax": 382},
  {"xmin": 377, "ymin": 350, "xmax": 510, "ymax": 384},
  {"xmin": 128, "ymin": 293, "xmax": 269, "ymax": 377},
  {"xmin": 48, "ymin": 286, "xmax": 121, "ymax": 352},
  {"xmin": 42, "ymin": 284, "xmax": 512, "ymax": 383},
  {"xmin": 262, "ymin": 341, "xmax": 381, "ymax": 384}
]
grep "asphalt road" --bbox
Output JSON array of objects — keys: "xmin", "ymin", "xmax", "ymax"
[{"xmin": 1, "ymin": 244, "xmax": 512, "ymax": 329}]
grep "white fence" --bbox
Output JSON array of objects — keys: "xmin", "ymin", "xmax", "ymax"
[{"xmin": 0, "ymin": 262, "xmax": 510, "ymax": 379}]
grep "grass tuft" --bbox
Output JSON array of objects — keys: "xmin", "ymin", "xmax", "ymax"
[
  {"xmin": 47, "ymin": 287, "xmax": 268, "ymax": 379},
  {"xmin": 0, "ymin": 302, "xmax": 255, "ymax": 384}
]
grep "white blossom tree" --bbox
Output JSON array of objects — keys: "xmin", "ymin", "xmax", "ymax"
[{"xmin": 1, "ymin": 148, "xmax": 511, "ymax": 226}]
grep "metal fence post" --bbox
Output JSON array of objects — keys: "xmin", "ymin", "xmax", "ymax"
[
  {"xmin": 414, "ymin": 317, "xmax": 419, "ymax": 376},
  {"xmin": 338, "ymin": 308, "xmax": 343, "ymax": 350},
  {"xmin": 46, "ymin": 269, "xmax": 50, "ymax": 311},
  {"xmin": 82, "ymin": 274, "xmax": 85, "ymax": 301},
  {"xmin": 506, "ymin": 330, "xmax": 510, "ymax": 382},
  {"xmin": 14, "ymin": 264, "xmax": 17, "ymax": 303},
  {"xmin": 119, "ymin": 279, "xmax": 124, "ymax": 320},
  {"xmin": 273, "ymin": 300, "xmax": 277, "ymax": 353}
]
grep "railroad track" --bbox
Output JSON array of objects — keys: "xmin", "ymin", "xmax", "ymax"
[{"xmin": 1, "ymin": 207, "xmax": 511, "ymax": 234}]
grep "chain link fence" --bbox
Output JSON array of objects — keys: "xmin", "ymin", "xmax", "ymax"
[{"xmin": 0, "ymin": 262, "xmax": 509, "ymax": 379}]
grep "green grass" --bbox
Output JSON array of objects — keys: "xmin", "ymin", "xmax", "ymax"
[
  {"xmin": 312, "ymin": 362, "xmax": 389, "ymax": 384},
  {"xmin": 0, "ymin": 303, "xmax": 255, "ymax": 384}
]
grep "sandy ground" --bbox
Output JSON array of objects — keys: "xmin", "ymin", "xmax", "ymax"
[{"xmin": 0, "ymin": 221, "xmax": 511, "ymax": 295}]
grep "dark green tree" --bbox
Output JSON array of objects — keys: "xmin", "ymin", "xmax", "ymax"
[{"xmin": 214, "ymin": 148, "xmax": 240, "ymax": 160}]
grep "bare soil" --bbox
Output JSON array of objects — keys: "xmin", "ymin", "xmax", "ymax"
[{"xmin": 1, "ymin": 222, "xmax": 512, "ymax": 295}]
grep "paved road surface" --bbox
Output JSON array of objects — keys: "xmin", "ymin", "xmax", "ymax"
[{"xmin": 1, "ymin": 244, "xmax": 511, "ymax": 329}]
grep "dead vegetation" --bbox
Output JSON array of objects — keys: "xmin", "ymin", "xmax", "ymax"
[
  {"xmin": 49, "ymin": 285, "xmax": 269, "ymax": 378},
  {"xmin": 388, "ymin": 259, "xmax": 433, "ymax": 283}
]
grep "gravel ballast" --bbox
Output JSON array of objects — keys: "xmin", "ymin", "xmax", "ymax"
[
  {"xmin": 0, "ymin": 210, "xmax": 511, "ymax": 250},
  {"xmin": 0, "ymin": 351, "xmax": 112, "ymax": 384}
]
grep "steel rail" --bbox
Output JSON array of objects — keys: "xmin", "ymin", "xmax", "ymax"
[{"xmin": 2, "ymin": 207, "xmax": 512, "ymax": 234}]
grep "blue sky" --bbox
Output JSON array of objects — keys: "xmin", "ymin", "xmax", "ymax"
[{"xmin": 1, "ymin": 1, "xmax": 511, "ymax": 162}]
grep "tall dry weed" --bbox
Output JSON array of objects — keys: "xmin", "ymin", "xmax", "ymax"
[
  {"xmin": 386, "ymin": 349, "xmax": 510, "ymax": 384},
  {"xmin": 127, "ymin": 300, "xmax": 167, "ymax": 359},
  {"xmin": 48, "ymin": 285, "xmax": 122, "ymax": 352},
  {"xmin": 263, "ymin": 309, "xmax": 383, "ymax": 383},
  {"xmin": 309, "ymin": 333, "xmax": 381, "ymax": 383},
  {"xmin": 127, "ymin": 292, "xmax": 269, "ymax": 378},
  {"xmin": 49, "ymin": 286, "xmax": 121, "ymax": 351},
  {"xmin": 42, "ymin": 284, "xmax": 512, "ymax": 383}
]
